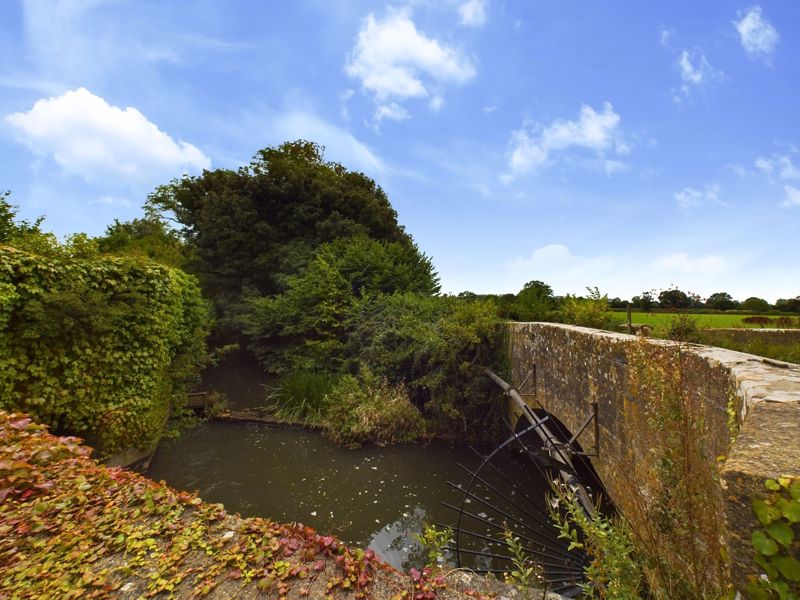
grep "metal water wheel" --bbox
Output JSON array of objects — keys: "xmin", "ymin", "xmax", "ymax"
[{"xmin": 441, "ymin": 370, "xmax": 606, "ymax": 598}]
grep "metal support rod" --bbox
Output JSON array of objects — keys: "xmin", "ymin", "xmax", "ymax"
[{"xmin": 483, "ymin": 368, "xmax": 596, "ymax": 518}]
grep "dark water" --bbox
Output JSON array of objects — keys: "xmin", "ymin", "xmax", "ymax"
[
  {"xmin": 200, "ymin": 351, "xmax": 272, "ymax": 410},
  {"xmin": 147, "ymin": 421, "xmax": 481, "ymax": 570},
  {"xmin": 151, "ymin": 355, "xmax": 568, "ymax": 575}
]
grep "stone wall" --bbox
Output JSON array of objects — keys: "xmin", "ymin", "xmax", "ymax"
[{"xmin": 506, "ymin": 322, "xmax": 800, "ymax": 592}]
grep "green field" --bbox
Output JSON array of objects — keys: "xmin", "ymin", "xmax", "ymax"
[{"xmin": 609, "ymin": 311, "xmax": 779, "ymax": 333}]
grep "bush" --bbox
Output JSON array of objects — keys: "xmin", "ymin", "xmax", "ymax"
[
  {"xmin": 324, "ymin": 369, "xmax": 426, "ymax": 447},
  {"xmin": 0, "ymin": 246, "xmax": 211, "ymax": 457},
  {"xmin": 560, "ymin": 287, "xmax": 612, "ymax": 329},
  {"xmin": 666, "ymin": 313, "xmax": 701, "ymax": 343},
  {"xmin": 550, "ymin": 484, "xmax": 641, "ymax": 600}
]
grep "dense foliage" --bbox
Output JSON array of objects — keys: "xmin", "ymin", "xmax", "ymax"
[
  {"xmin": 146, "ymin": 141, "xmax": 438, "ymax": 317},
  {"xmin": 96, "ymin": 216, "xmax": 188, "ymax": 268},
  {"xmin": 343, "ymin": 293, "xmax": 503, "ymax": 438},
  {"xmin": 242, "ymin": 235, "xmax": 438, "ymax": 374},
  {"xmin": 0, "ymin": 246, "xmax": 211, "ymax": 457},
  {"xmin": 748, "ymin": 476, "xmax": 800, "ymax": 599},
  {"xmin": 253, "ymin": 291, "xmax": 504, "ymax": 444}
]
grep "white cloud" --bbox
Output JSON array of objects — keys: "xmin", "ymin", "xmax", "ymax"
[
  {"xmin": 5, "ymin": 88, "xmax": 210, "ymax": 183},
  {"xmin": 503, "ymin": 244, "xmax": 619, "ymax": 295},
  {"xmin": 505, "ymin": 102, "xmax": 624, "ymax": 179},
  {"xmin": 755, "ymin": 154, "xmax": 800, "ymax": 180},
  {"xmin": 458, "ymin": 0, "xmax": 488, "ymax": 27},
  {"xmin": 659, "ymin": 27, "xmax": 673, "ymax": 48},
  {"xmin": 734, "ymin": 6, "xmax": 779, "ymax": 61},
  {"xmin": 652, "ymin": 252, "xmax": 726, "ymax": 274},
  {"xmin": 674, "ymin": 48, "xmax": 724, "ymax": 101},
  {"xmin": 604, "ymin": 159, "xmax": 627, "ymax": 175},
  {"xmin": 344, "ymin": 8, "xmax": 475, "ymax": 117},
  {"xmin": 725, "ymin": 162, "xmax": 749, "ymax": 178},
  {"xmin": 782, "ymin": 185, "xmax": 800, "ymax": 208},
  {"xmin": 374, "ymin": 102, "xmax": 411, "ymax": 123},
  {"xmin": 673, "ymin": 183, "xmax": 721, "ymax": 208}
]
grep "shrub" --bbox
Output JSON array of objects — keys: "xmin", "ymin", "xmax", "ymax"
[
  {"xmin": 324, "ymin": 369, "xmax": 426, "ymax": 447},
  {"xmin": 0, "ymin": 246, "xmax": 211, "ymax": 457},
  {"xmin": 666, "ymin": 313, "xmax": 701, "ymax": 343},
  {"xmin": 550, "ymin": 484, "xmax": 641, "ymax": 600},
  {"xmin": 743, "ymin": 316, "xmax": 772, "ymax": 326},
  {"xmin": 560, "ymin": 287, "xmax": 612, "ymax": 330}
]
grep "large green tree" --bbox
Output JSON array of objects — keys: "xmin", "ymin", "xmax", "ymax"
[
  {"xmin": 741, "ymin": 296, "xmax": 771, "ymax": 312},
  {"xmin": 511, "ymin": 280, "xmax": 556, "ymax": 321},
  {"xmin": 705, "ymin": 291, "xmax": 738, "ymax": 311},
  {"xmin": 146, "ymin": 141, "xmax": 435, "ymax": 309},
  {"xmin": 658, "ymin": 288, "xmax": 691, "ymax": 309}
]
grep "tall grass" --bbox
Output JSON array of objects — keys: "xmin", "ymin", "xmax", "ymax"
[
  {"xmin": 697, "ymin": 330, "xmax": 800, "ymax": 364},
  {"xmin": 616, "ymin": 337, "xmax": 731, "ymax": 598},
  {"xmin": 267, "ymin": 370, "xmax": 336, "ymax": 424}
]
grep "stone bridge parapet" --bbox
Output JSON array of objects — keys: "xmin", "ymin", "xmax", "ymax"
[{"xmin": 506, "ymin": 322, "xmax": 800, "ymax": 592}]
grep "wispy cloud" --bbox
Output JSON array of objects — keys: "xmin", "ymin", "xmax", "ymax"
[
  {"xmin": 503, "ymin": 244, "xmax": 619, "ymax": 295},
  {"xmin": 659, "ymin": 27, "xmax": 674, "ymax": 48},
  {"xmin": 6, "ymin": 87, "xmax": 210, "ymax": 183},
  {"xmin": 673, "ymin": 183, "xmax": 721, "ymax": 208},
  {"xmin": 755, "ymin": 153, "xmax": 800, "ymax": 181},
  {"xmin": 374, "ymin": 102, "xmax": 411, "ymax": 123},
  {"xmin": 91, "ymin": 195, "xmax": 132, "ymax": 207},
  {"xmin": 503, "ymin": 102, "xmax": 626, "ymax": 181},
  {"xmin": 782, "ymin": 185, "xmax": 800, "ymax": 208},
  {"xmin": 344, "ymin": 7, "xmax": 475, "ymax": 123},
  {"xmin": 734, "ymin": 6, "xmax": 779, "ymax": 62},
  {"xmin": 651, "ymin": 252, "xmax": 726, "ymax": 274},
  {"xmin": 458, "ymin": 0, "xmax": 488, "ymax": 27},
  {"xmin": 673, "ymin": 48, "xmax": 725, "ymax": 103}
]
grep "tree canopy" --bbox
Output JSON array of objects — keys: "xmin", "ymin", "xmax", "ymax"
[
  {"xmin": 705, "ymin": 292, "xmax": 738, "ymax": 311},
  {"xmin": 145, "ymin": 140, "xmax": 437, "ymax": 309}
]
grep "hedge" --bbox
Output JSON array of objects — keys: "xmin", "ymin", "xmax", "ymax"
[{"xmin": 0, "ymin": 246, "xmax": 211, "ymax": 457}]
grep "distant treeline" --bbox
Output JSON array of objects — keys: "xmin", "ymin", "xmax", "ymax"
[{"xmin": 459, "ymin": 286, "xmax": 800, "ymax": 316}]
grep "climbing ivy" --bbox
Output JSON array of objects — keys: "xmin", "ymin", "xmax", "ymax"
[
  {"xmin": 0, "ymin": 411, "xmax": 387, "ymax": 599},
  {"xmin": 748, "ymin": 476, "xmax": 800, "ymax": 600},
  {"xmin": 0, "ymin": 246, "xmax": 211, "ymax": 457}
]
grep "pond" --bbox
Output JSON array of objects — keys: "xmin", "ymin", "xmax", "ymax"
[
  {"xmin": 146, "ymin": 355, "xmax": 570, "ymax": 576},
  {"xmin": 147, "ymin": 420, "xmax": 481, "ymax": 571}
]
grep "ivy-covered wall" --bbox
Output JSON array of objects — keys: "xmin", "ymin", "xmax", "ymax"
[{"xmin": 0, "ymin": 246, "xmax": 211, "ymax": 457}]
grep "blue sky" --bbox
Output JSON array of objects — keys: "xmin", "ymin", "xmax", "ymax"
[{"xmin": 1, "ymin": 1, "xmax": 798, "ymax": 301}]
